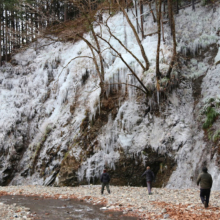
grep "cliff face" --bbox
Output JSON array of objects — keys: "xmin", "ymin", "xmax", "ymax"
[{"xmin": 0, "ymin": 3, "xmax": 220, "ymax": 188}]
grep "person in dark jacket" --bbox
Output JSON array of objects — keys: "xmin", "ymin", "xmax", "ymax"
[
  {"xmin": 197, "ymin": 167, "xmax": 213, "ymax": 208},
  {"xmin": 100, "ymin": 169, "xmax": 111, "ymax": 195},
  {"xmin": 141, "ymin": 166, "xmax": 155, "ymax": 195}
]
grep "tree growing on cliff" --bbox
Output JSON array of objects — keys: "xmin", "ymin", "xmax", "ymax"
[
  {"xmin": 56, "ymin": 0, "xmax": 107, "ymax": 93},
  {"xmin": 62, "ymin": 0, "xmax": 154, "ymax": 96},
  {"xmin": 96, "ymin": 0, "xmax": 153, "ymax": 95},
  {"xmin": 154, "ymin": 0, "xmax": 178, "ymax": 96},
  {"xmin": 166, "ymin": 0, "xmax": 177, "ymax": 78}
]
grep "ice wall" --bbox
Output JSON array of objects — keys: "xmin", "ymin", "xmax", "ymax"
[{"xmin": 0, "ymin": 2, "xmax": 220, "ymax": 188}]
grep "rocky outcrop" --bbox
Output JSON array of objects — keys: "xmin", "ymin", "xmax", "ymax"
[{"xmin": 108, "ymin": 147, "xmax": 176, "ymax": 187}]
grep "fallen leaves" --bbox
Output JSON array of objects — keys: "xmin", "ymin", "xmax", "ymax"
[{"xmin": 152, "ymin": 201, "xmax": 220, "ymax": 220}]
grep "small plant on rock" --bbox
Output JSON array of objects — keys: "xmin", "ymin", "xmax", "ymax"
[
  {"xmin": 213, "ymin": 130, "xmax": 220, "ymax": 142},
  {"xmin": 203, "ymin": 106, "xmax": 219, "ymax": 129}
]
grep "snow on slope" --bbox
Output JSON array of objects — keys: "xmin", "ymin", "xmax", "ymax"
[{"xmin": 0, "ymin": 2, "xmax": 220, "ymax": 188}]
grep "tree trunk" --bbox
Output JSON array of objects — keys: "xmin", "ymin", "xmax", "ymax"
[
  {"xmin": 168, "ymin": 0, "xmax": 172, "ymax": 34},
  {"xmin": 2, "ymin": 12, "xmax": 5, "ymax": 62},
  {"xmin": 140, "ymin": 0, "xmax": 144, "ymax": 39},
  {"xmin": 22, "ymin": 19, "xmax": 25, "ymax": 45},
  {"xmin": 89, "ymin": 22, "xmax": 105, "ymax": 83},
  {"xmin": 9, "ymin": 11, "xmax": 11, "ymax": 58},
  {"xmin": 16, "ymin": 13, "xmax": 20, "ymax": 49},
  {"xmin": 35, "ymin": 3, "xmax": 39, "ymax": 37},
  {"xmin": 116, "ymin": 0, "xmax": 150, "ymax": 70},
  {"xmin": 105, "ymin": 19, "xmax": 146, "ymax": 70},
  {"xmin": 5, "ymin": 10, "xmax": 8, "ymax": 62},
  {"xmin": 192, "ymin": 0, "xmax": 195, "ymax": 11},
  {"xmin": 31, "ymin": 9, "xmax": 34, "ymax": 41},
  {"xmin": 163, "ymin": 0, "xmax": 166, "ymax": 13},
  {"xmin": 11, "ymin": 10, "xmax": 15, "ymax": 53},
  {"xmin": 166, "ymin": 0, "xmax": 177, "ymax": 78},
  {"xmin": 156, "ymin": 0, "xmax": 162, "ymax": 81},
  {"xmin": 97, "ymin": 35, "xmax": 149, "ymax": 95},
  {"xmin": 125, "ymin": 0, "xmax": 128, "ymax": 12},
  {"xmin": 26, "ymin": 8, "xmax": 28, "ymax": 44},
  {"xmin": 176, "ymin": 0, "xmax": 179, "ymax": 14},
  {"xmin": 149, "ymin": 2, "xmax": 156, "ymax": 23},
  {"xmin": 135, "ymin": 0, "xmax": 139, "ymax": 33},
  {"xmin": 0, "ymin": 4, "xmax": 2, "ymax": 66},
  {"xmin": 161, "ymin": 11, "xmax": 165, "ymax": 42},
  {"xmin": 64, "ymin": 1, "xmax": 67, "ymax": 21}
]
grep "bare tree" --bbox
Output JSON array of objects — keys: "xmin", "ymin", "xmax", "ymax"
[
  {"xmin": 156, "ymin": 0, "xmax": 162, "ymax": 83},
  {"xmin": 57, "ymin": 0, "xmax": 106, "ymax": 92},
  {"xmin": 166, "ymin": 0, "xmax": 177, "ymax": 78},
  {"xmin": 134, "ymin": 0, "xmax": 140, "ymax": 33},
  {"xmin": 97, "ymin": 34, "xmax": 149, "ymax": 94},
  {"xmin": 140, "ymin": 0, "xmax": 144, "ymax": 39},
  {"xmin": 148, "ymin": 0, "xmax": 156, "ymax": 23},
  {"xmin": 0, "ymin": 2, "xmax": 2, "ymax": 66},
  {"xmin": 116, "ymin": 0, "xmax": 150, "ymax": 71},
  {"xmin": 192, "ymin": 0, "xmax": 195, "ymax": 11}
]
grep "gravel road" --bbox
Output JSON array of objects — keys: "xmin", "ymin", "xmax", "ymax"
[{"xmin": 0, "ymin": 186, "xmax": 220, "ymax": 219}]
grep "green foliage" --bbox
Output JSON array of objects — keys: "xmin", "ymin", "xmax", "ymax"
[
  {"xmin": 201, "ymin": 98, "xmax": 220, "ymax": 115},
  {"xmin": 30, "ymin": 125, "xmax": 52, "ymax": 175},
  {"xmin": 142, "ymin": 151, "xmax": 147, "ymax": 156},
  {"xmin": 202, "ymin": 106, "xmax": 219, "ymax": 129},
  {"xmin": 45, "ymin": 126, "xmax": 52, "ymax": 135},
  {"xmin": 208, "ymin": 98, "xmax": 215, "ymax": 103},
  {"xmin": 208, "ymin": 129, "xmax": 220, "ymax": 142},
  {"xmin": 207, "ymin": 128, "xmax": 213, "ymax": 141},
  {"xmin": 2, "ymin": 0, "xmax": 34, "ymax": 11},
  {"xmin": 2, "ymin": 0, "xmax": 19, "ymax": 10},
  {"xmin": 213, "ymin": 130, "xmax": 220, "ymax": 142},
  {"xmin": 42, "ymin": 126, "xmax": 52, "ymax": 142},
  {"xmin": 160, "ymin": 77, "xmax": 170, "ymax": 86},
  {"xmin": 201, "ymin": 0, "xmax": 214, "ymax": 6},
  {"xmin": 34, "ymin": 143, "xmax": 41, "ymax": 156},
  {"xmin": 170, "ymin": 70, "xmax": 179, "ymax": 79},
  {"xmin": 64, "ymin": 151, "xmax": 70, "ymax": 160}
]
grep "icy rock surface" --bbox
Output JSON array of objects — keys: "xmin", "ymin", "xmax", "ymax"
[{"xmin": 0, "ymin": 3, "xmax": 220, "ymax": 188}]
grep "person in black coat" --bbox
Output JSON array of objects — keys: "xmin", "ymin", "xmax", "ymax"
[
  {"xmin": 197, "ymin": 167, "xmax": 213, "ymax": 208},
  {"xmin": 100, "ymin": 169, "xmax": 111, "ymax": 195},
  {"xmin": 141, "ymin": 166, "xmax": 155, "ymax": 195}
]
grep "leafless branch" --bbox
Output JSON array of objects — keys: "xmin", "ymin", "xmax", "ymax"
[
  {"xmin": 97, "ymin": 34, "xmax": 149, "ymax": 94},
  {"xmin": 52, "ymin": 55, "xmax": 93, "ymax": 91},
  {"xmin": 105, "ymin": 16, "xmax": 146, "ymax": 71},
  {"xmin": 105, "ymin": 82, "xmax": 147, "ymax": 94}
]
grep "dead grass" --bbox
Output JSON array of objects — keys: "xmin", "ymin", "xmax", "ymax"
[{"xmin": 44, "ymin": 0, "xmax": 126, "ymax": 42}]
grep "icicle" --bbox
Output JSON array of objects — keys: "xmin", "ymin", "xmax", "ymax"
[
  {"xmin": 157, "ymin": 91, "xmax": 160, "ymax": 105},
  {"xmin": 98, "ymin": 96, "xmax": 101, "ymax": 115},
  {"xmin": 149, "ymin": 98, "xmax": 152, "ymax": 111},
  {"xmin": 124, "ymin": 16, "xmax": 127, "ymax": 48},
  {"xmin": 116, "ymin": 70, "xmax": 119, "ymax": 92},
  {"xmin": 120, "ymin": 68, "xmax": 125, "ymax": 96},
  {"xmin": 106, "ymin": 78, "xmax": 110, "ymax": 98},
  {"xmin": 108, "ymin": 113, "xmax": 112, "ymax": 124},
  {"xmin": 109, "ymin": 77, "xmax": 113, "ymax": 95},
  {"xmin": 128, "ymin": 75, "xmax": 132, "ymax": 100}
]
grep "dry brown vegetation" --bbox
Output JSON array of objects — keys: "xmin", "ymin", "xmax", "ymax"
[{"xmin": 45, "ymin": 0, "xmax": 121, "ymax": 42}]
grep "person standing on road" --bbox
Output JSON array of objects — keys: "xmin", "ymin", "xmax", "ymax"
[
  {"xmin": 141, "ymin": 166, "xmax": 155, "ymax": 195},
  {"xmin": 197, "ymin": 167, "xmax": 213, "ymax": 208},
  {"xmin": 100, "ymin": 169, "xmax": 111, "ymax": 195}
]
